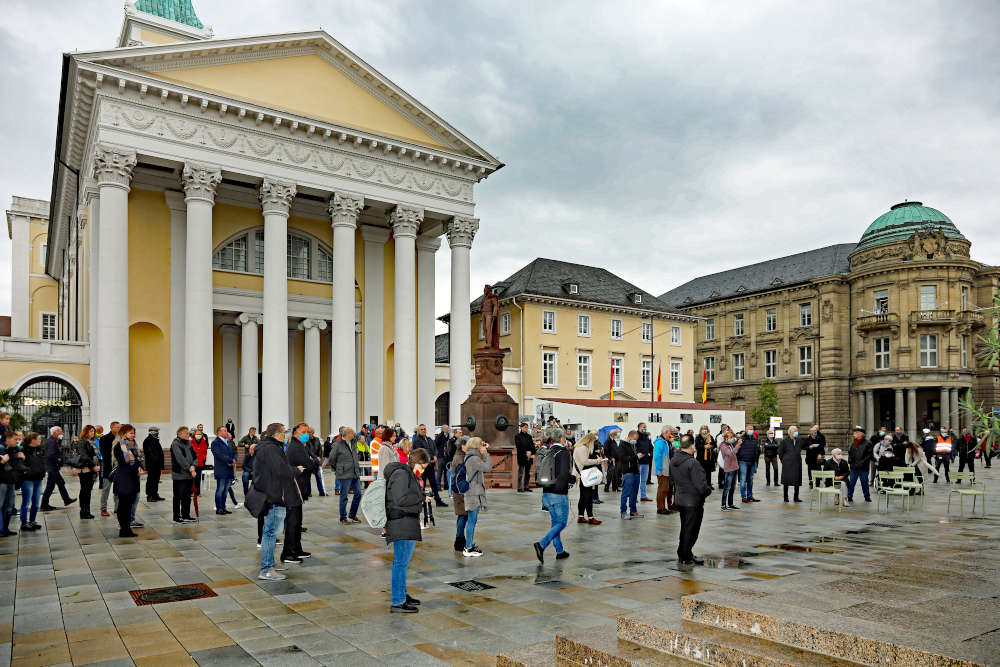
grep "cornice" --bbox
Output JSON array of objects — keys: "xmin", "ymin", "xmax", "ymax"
[{"xmin": 512, "ymin": 294, "xmax": 703, "ymax": 323}]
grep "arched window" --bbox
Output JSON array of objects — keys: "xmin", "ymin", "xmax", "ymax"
[{"xmin": 213, "ymin": 228, "xmax": 334, "ymax": 283}]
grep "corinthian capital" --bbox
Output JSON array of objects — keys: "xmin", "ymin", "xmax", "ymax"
[
  {"xmin": 447, "ymin": 216, "xmax": 479, "ymax": 249},
  {"xmin": 388, "ymin": 205, "xmax": 423, "ymax": 240},
  {"xmin": 328, "ymin": 192, "xmax": 364, "ymax": 229},
  {"xmin": 182, "ymin": 163, "xmax": 222, "ymax": 204},
  {"xmin": 259, "ymin": 178, "xmax": 297, "ymax": 216},
  {"xmin": 93, "ymin": 144, "xmax": 137, "ymax": 190}
]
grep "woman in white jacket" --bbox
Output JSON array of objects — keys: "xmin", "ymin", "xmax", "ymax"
[
  {"xmin": 904, "ymin": 440, "xmax": 938, "ymax": 484},
  {"xmin": 574, "ymin": 433, "xmax": 604, "ymax": 525}
]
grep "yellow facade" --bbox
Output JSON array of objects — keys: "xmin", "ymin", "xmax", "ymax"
[
  {"xmin": 27, "ymin": 218, "xmax": 58, "ymax": 339},
  {"xmin": 139, "ymin": 27, "xmax": 183, "ymax": 44}
]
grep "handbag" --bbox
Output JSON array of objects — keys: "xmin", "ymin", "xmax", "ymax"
[
  {"xmin": 244, "ymin": 485, "xmax": 270, "ymax": 518},
  {"xmin": 575, "ymin": 460, "xmax": 604, "ymax": 488}
]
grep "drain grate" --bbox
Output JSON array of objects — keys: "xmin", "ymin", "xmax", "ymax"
[
  {"xmin": 129, "ymin": 583, "xmax": 217, "ymax": 606},
  {"xmin": 448, "ymin": 579, "xmax": 495, "ymax": 592}
]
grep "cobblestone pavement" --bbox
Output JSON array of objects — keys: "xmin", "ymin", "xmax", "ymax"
[{"xmin": 2, "ymin": 463, "xmax": 997, "ymax": 666}]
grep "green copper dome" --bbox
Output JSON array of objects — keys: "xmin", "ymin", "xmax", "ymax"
[
  {"xmin": 134, "ymin": 0, "xmax": 204, "ymax": 29},
  {"xmin": 855, "ymin": 201, "xmax": 965, "ymax": 252}
]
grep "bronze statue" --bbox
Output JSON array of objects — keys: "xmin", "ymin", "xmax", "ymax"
[{"xmin": 482, "ymin": 284, "xmax": 500, "ymax": 348}]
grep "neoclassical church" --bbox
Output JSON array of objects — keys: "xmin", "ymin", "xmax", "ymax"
[
  {"xmin": 1, "ymin": 0, "xmax": 501, "ymax": 438},
  {"xmin": 660, "ymin": 202, "xmax": 1000, "ymax": 446}
]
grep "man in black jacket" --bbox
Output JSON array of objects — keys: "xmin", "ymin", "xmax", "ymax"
[
  {"xmin": 40, "ymin": 427, "xmax": 75, "ymax": 511},
  {"xmin": 514, "ymin": 423, "xmax": 536, "ymax": 492},
  {"xmin": 846, "ymin": 427, "xmax": 873, "ymax": 503},
  {"xmin": 283, "ymin": 424, "xmax": 315, "ymax": 564},
  {"xmin": 142, "ymin": 427, "xmax": 165, "ymax": 502},
  {"xmin": 804, "ymin": 426, "xmax": 826, "ymax": 489},
  {"xmin": 618, "ymin": 431, "xmax": 642, "ymax": 519},
  {"xmin": 412, "ymin": 424, "xmax": 445, "ymax": 506},
  {"xmin": 635, "ymin": 423, "xmax": 653, "ymax": 501},
  {"xmin": 603, "ymin": 430, "xmax": 621, "ymax": 493},
  {"xmin": 672, "ymin": 435, "xmax": 710, "ymax": 565},
  {"xmin": 98, "ymin": 421, "xmax": 119, "ymax": 516},
  {"xmin": 532, "ymin": 434, "xmax": 574, "ymax": 563},
  {"xmin": 254, "ymin": 423, "xmax": 300, "ymax": 581},
  {"xmin": 434, "ymin": 425, "xmax": 451, "ymax": 492}
]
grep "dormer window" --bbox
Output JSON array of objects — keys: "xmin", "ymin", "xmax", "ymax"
[
  {"xmin": 630, "ymin": 293, "xmax": 643, "ymax": 305},
  {"xmin": 563, "ymin": 282, "xmax": 579, "ymax": 295}
]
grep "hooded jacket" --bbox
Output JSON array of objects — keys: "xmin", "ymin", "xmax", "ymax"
[
  {"xmin": 170, "ymin": 437, "xmax": 197, "ymax": 481},
  {"xmin": 541, "ymin": 443, "xmax": 574, "ymax": 495},
  {"xmin": 383, "ymin": 461, "xmax": 423, "ymax": 543},
  {"xmin": 252, "ymin": 437, "xmax": 301, "ymax": 508},
  {"xmin": 671, "ymin": 450, "xmax": 710, "ymax": 507}
]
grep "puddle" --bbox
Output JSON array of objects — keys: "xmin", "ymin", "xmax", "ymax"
[
  {"xmin": 754, "ymin": 544, "xmax": 844, "ymax": 554},
  {"xmin": 702, "ymin": 556, "xmax": 752, "ymax": 569},
  {"xmin": 740, "ymin": 572, "xmax": 795, "ymax": 579}
]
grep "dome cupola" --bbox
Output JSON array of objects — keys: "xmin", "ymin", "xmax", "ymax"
[{"xmin": 855, "ymin": 201, "xmax": 965, "ymax": 252}]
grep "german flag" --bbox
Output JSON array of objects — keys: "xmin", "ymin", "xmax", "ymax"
[
  {"xmin": 701, "ymin": 367, "xmax": 708, "ymax": 404},
  {"xmin": 656, "ymin": 363, "xmax": 662, "ymax": 402}
]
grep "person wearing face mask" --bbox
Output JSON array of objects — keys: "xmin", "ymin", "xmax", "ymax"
[
  {"xmin": 190, "ymin": 428, "xmax": 210, "ymax": 498},
  {"xmin": 934, "ymin": 428, "xmax": 953, "ymax": 483},
  {"xmin": 603, "ymin": 430, "xmax": 621, "ymax": 493},
  {"xmin": 39, "ymin": 426, "xmax": 76, "ymax": 512},
  {"xmin": 846, "ymin": 426, "xmax": 874, "ymax": 503},
  {"xmin": 142, "ymin": 427, "xmax": 165, "ymax": 503},
  {"xmin": 694, "ymin": 426, "xmax": 716, "ymax": 492},
  {"xmin": 635, "ymin": 423, "xmax": 653, "ymax": 502},
  {"xmin": 891, "ymin": 426, "xmax": 909, "ymax": 460},
  {"xmin": 98, "ymin": 421, "xmax": 120, "ymax": 517},
  {"xmin": 761, "ymin": 430, "xmax": 779, "ymax": 487},
  {"xmin": 532, "ymin": 433, "xmax": 575, "ymax": 562},
  {"xmin": 823, "ymin": 448, "xmax": 850, "ymax": 505},
  {"xmin": 777, "ymin": 426, "xmax": 803, "ymax": 502},
  {"xmin": 653, "ymin": 427, "xmax": 674, "ymax": 516},
  {"xmin": 904, "ymin": 439, "xmax": 937, "ymax": 488},
  {"xmin": 804, "ymin": 426, "xmax": 826, "ymax": 489},
  {"xmin": 618, "ymin": 431, "xmax": 642, "ymax": 519},
  {"xmin": 672, "ymin": 435, "xmax": 710, "ymax": 565},
  {"xmin": 736, "ymin": 425, "xmax": 760, "ymax": 503},
  {"xmin": 718, "ymin": 429, "xmax": 740, "ymax": 511},
  {"xmin": 253, "ymin": 423, "xmax": 297, "ymax": 581},
  {"xmin": 869, "ymin": 426, "xmax": 888, "ymax": 480},
  {"xmin": 955, "ymin": 429, "xmax": 978, "ymax": 479},
  {"xmin": 385, "ymin": 447, "xmax": 430, "ymax": 612},
  {"xmin": 211, "ymin": 426, "xmax": 237, "ymax": 514},
  {"xmin": 282, "ymin": 424, "xmax": 314, "ymax": 564}
]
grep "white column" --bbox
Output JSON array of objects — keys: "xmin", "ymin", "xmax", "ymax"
[
  {"xmin": 9, "ymin": 212, "xmax": 30, "ymax": 338},
  {"xmin": 447, "ymin": 216, "xmax": 479, "ymax": 425},
  {"xmin": 906, "ymin": 387, "xmax": 917, "ymax": 438},
  {"xmin": 182, "ymin": 163, "xmax": 222, "ymax": 430},
  {"xmin": 894, "ymin": 388, "xmax": 904, "ymax": 430},
  {"xmin": 259, "ymin": 178, "xmax": 296, "ymax": 427},
  {"xmin": 864, "ymin": 389, "xmax": 874, "ymax": 434},
  {"xmin": 390, "ymin": 205, "xmax": 422, "ymax": 429},
  {"xmin": 416, "ymin": 235, "xmax": 441, "ymax": 428},
  {"xmin": 329, "ymin": 193, "xmax": 363, "ymax": 427},
  {"xmin": 939, "ymin": 387, "xmax": 950, "ymax": 429},
  {"xmin": 67, "ymin": 222, "xmax": 78, "ymax": 340},
  {"xmin": 949, "ymin": 387, "xmax": 959, "ymax": 430},
  {"xmin": 361, "ymin": 225, "xmax": 390, "ymax": 424},
  {"xmin": 86, "ymin": 194, "xmax": 100, "ymax": 422},
  {"xmin": 221, "ymin": 324, "xmax": 239, "ymax": 429},
  {"xmin": 856, "ymin": 391, "xmax": 865, "ymax": 429},
  {"xmin": 92, "ymin": 145, "xmax": 136, "ymax": 425},
  {"xmin": 165, "ymin": 191, "xmax": 187, "ymax": 431},
  {"xmin": 237, "ymin": 313, "xmax": 262, "ymax": 433},
  {"xmin": 299, "ymin": 319, "xmax": 327, "ymax": 429},
  {"xmin": 288, "ymin": 327, "xmax": 298, "ymax": 426}
]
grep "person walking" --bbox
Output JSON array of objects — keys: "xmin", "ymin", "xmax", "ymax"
[
  {"xmin": 718, "ymin": 428, "xmax": 740, "ymax": 511},
  {"xmin": 778, "ymin": 425, "xmax": 803, "ymax": 502},
  {"xmin": 170, "ymin": 427, "xmax": 197, "ymax": 523},
  {"xmin": 904, "ymin": 440, "xmax": 937, "ymax": 485},
  {"xmin": 211, "ymin": 426, "xmax": 237, "ymax": 514},
  {"xmin": 385, "ymin": 447, "xmax": 428, "ymax": 613},
  {"xmin": 75, "ymin": 425, "xmax": 100, "ymax": 519},
  {"xmin": 804, "ymin": 426, "xmax": 826, "ymax": 489},
  {"xmin": 39, "ymin": 426, "xmax": 75, "ymax": 512},
  {"xmin": 532, "ymin": 434, "xmax": 573, "ymax": 562},
  {"xmin": 694, "ymin": 426, "xmax": 716, "ymax": 491},
  {"xmin": 762, "ymin": 429, "xmax": 780, "ymax": 487},
  {"xmin": 572, "ymin": 433, "xmax": 603, "ymax": 524},
  {"xmin": 653, "ymin": 427, "xmax": 674, "ymax": 516},
  {"xmin": 635, "ymin": 423, "xmax": 653, "ymax": 502},
  {"xmin": 736, "ymin": 425, "xmax": 760, "ymax": 503},
  {"xmin": 672, "ymin": 435, "xmax": 710, "ymax": 565},
  {"xmin": 514, "ymin": 423, "xmax": 536, "ymax": 492},
  {"xmin": 18, "ymin": 432, "xmax": 45, "ymax": 531},
  {"xmin": 112, "ymin": 424, "xmax": 143, "ymax": 538},
  {"xmin": 98, "ymin": 422, "xmax": 119, "ymax": 517},
  {"xmin": 330, "ymin": 427, "xmax": 363, "ymax": 525},
  {"xmin": 956, "ymin": 429, "xmax": 978, "ymax": 477},
  {"xmin": 618, "ymin": 431, "xmax": 642, "ymax": 519},
  {"xmin": 459, "ymin": 437, "xmax": 491, "ymax": 556},
  {"xmin": 141, "ymin": 427, "xmax": 165, "ymax": 502},
  {"xmin": 846, "ymin": 427, "xmax": 874, "ymax": 503},
  {"xmin": 254, "ymin": 423, "xmax": 296, "ymax": 581}
]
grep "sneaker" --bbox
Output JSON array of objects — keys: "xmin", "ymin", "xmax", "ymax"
[
  {"xmin": 656, "ymin": 509, "xmax": 673, "ymax": 515},
  {"xmin": 463, "ymin": 545, "xmax": 484, "ymax": 557},
  {"xmin": 258, "ymin": 570, "xmax": 286, "ymax": 581},
  {"xmin": 555, "ymin": 551, "xmax": 570, "ymax": 560},
  {"xmin": 281, "ymin": 556, "xmax": 303, "ymax": 564},
  {"xmin": 181, "ymin": 517, "xmax": 197, "ymax": 523},
  {"xmin": 340, "ymin": 519, "xmax": 350, "ymax": 525},
  {"xmin": 390, "ymin": 603, "xmax": 418, "ymax": 613},
  {"xmin": 100, "ymin": 510, "xmax": 110, "ymax": 517},
  {"xmin": 588, "ymin": 518, "xmax": 602, "ymax": 525},
  {"xmin": 256, "ymin": 542, "xmax": 261, "ymax": 549},
  {"xmin": 532, "ymin": 541, "xmax": 544, "ymax": 563},
  {"xmin": 351, "ymin": 517, "xmax": 362, "ymax": 523},
  {"xmin": 297, "ymin": 551, "xmax": 312, "ymax": 558},
  {"xmin": 234, "ymin": 503, "xmax": 243, "ymax": 509},
  {"xmin": 593, "ymin": 499, "xmax": 604, "ymax": 504},
  {"xmin": 727, "ymin": 505, "xmax": 740, "ymax": 510},
  {"xmin": 130, "ymin": 521, "xmax": 144, "ymax": 528},
  {"xmin": 630, "ymin": 513, "xmax": 644, "ymax": 519},
  {"xmin": 406, "ymin": 594, "xmax": 421, "ymax": 605},
  {"xmin": 720, "ymin": 506, "xmax": 729, "ymax": 512}
]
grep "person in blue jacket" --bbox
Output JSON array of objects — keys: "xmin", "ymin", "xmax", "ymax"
[
  {"xmin": 210, "ymin": 426, "xmax": 237, "ymax": 514},
  {"xmin": 652, "ymin": 427, "xmax": 674, "ymax": 516}
]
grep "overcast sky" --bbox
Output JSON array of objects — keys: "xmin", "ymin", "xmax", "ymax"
[{"xmin": 2, "ymin": 0, "xmax": 999, "ymax": 329}]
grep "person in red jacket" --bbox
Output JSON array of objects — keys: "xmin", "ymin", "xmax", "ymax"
[{"xmin": 190, "ymin": 428, "xmax": 210, "ymax": 496}]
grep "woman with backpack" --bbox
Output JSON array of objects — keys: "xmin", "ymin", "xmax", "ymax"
[
  {"xmin": 384, "ymin": 447, "xmax": 429, "ymax": 613},
  {"xmin": 574, "ymin": 433, "xmax": 603, "ymax": 525},
  {"xmin": 455, "ymin": 438, "xmax": 490, "ymax": 557}
]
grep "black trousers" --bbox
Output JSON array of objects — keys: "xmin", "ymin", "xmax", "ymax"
[
  {"xmin": 172, "ymin": 479, "xmax": 193, "ymax": 520},
  {"xmin": 958, "ymin": 454, "xmax": 975, "ymax": 476},
  {"xmin": 677, "ymin": 504, "xmax": 704, "ymax": 561},
  {"xmin": 783, "ymin": 484, "xmax": 801, "ymax": 501},
  {"xmin": 280, "ymin": 505, "xmax": 303, "ymax": 559},
  {"xmin": 424, "ymin": 463, "xmax": 443, "ymax": 503},
  {"xmin": 41, "ymin": 469, "xmax": 71, "ymax": 506},
  {"xmin": 518, "ymin": 462, "xmax": 532, "ymax": 490},
  {"xmin": 116, "ymin": 492, "xmax": 137, "ymax": 536},
  {"xmin": 577, "ymin": 485, "xmax": 594, "ymax": 518},
  {"xmin": 934, "ymin": 455, "xmax": 951, "ymax": 482},
  {"xmin": 78, "ymin": 472, "xmax": 96, "ymax": 516},
  {"xmin": 145, "ymin": 468, "xmax": 161, "ymax": 500}
]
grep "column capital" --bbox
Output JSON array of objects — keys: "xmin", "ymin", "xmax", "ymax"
[
  {"xmin": 328, "ymin": 192, "xmax": 364, "ymax": 229},
  {"xmin": 237, "ymin": 312, "xmax": 263, "ymax": 326},
  {"xmin": 446, "ymin": 216, "xmax": 479, "ymax": 249},
  {"xmin": 416, "ymin": 235, "xmax": 442, "ymax": 253},
  {"xmin": 259, "ymin": 178, "xmax": 297, "ymax": 216},
  {"xmin": 360, "ymin": 224, "xmax": 391, "ymax": 244},
  {"xmin": 298, "ymin": 318, "xmax": 328, "ymax": 332},
  {"xmin": 388, "ymin": 205, "xmax": 423, "ymax": 239},
  {"xmin": 93, "ymin": 144, "xmax": 137, "ymax": 190},
  {"xmin": 182, "ymin": 163, "xmax": 222, "ymax": 204}
]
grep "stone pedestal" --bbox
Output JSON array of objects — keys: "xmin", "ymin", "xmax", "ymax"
[{"xmin": 460, "ymin": 347, "xmax": 519, "ymax": 487}]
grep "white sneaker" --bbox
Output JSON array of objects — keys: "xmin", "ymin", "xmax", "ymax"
[
  {"xmin": 234, "ymin": 503, "xmax": 243, "ymax": 509},
  {"xmin": 258, "ymin": 569, "xmax": 286, "ymax": 581},
  {"xmin": 462, "ymin": 545, "xmax": 484, "ymax": 558}
]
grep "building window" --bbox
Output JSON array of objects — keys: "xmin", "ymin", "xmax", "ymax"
[
  {"xmin": 705, "ymin": 318, "xmax": 715, "ymax": 340},
  {"xmin": 704, "ymin": 356, "xmax": 715, "ymax": 383},
  {"xmin": 961, "ymin": 335, "xmax": 968, "ymax": 367},
  {"xmin": 670, "ymin": 359, "xmax": 681, "ymax": 393},
  {"xmin": 764, "ymin": 349, "xmax": 777, "ymax": 378},
  {"xmin": 611, "ymin": 356, "xmax": 624, "ymax": 390},
  {"xmin": 41, "ymin": 313, "xmax": 57, "ymax": 340},
  {"xmin": 542, "ymin": 351, "xmax": 557, "ymax": 387},
  {"xmin": 500, "ymin": 312, "xmax": 511, "ymax": 336},
  {"xmin": 733, "ymin": 313, "xmax": 745, "ymax": 336},
  {"xmin": 874, "ymin": 289, "xmax": 889, "ymax": 314},
  {"xmin": 478, "ymin": 319, "xmax": 485, "ymax": 340},
  {"xmin": 213, "ymin": 235, "xmax": 247, "ymax": 272},
  {"xmin": 919, "ymin": 285, "xmax": 937, "ymax": 311},
  {"xmin": 641, "ymin": 358, "xmax": 652, "ymax": 392},
  {"xmin": 765, "ymin": 308, "xmax": 777, "ymax": 332},
  {"xmin": 213, "ymin": 228, "xmax": 334, "ymax": 282},
  {"xmin": 670, "ymin": 325, "xmax": 681, "ymax": 345},
  {"xmin": 577, "ymin": 353, "xmax": 591, "ymax": 389},
  {"xmin": 610, "ymin": 318, "xmax": 623, "ymax": 340},
  {"xmin": 961, "ymin": 286, "xmax": 968, "ymax": 311},
  {"xmin": 317, "ymin": 247, "xmax": 333, "ymax": 283},
  {"xmin": 542, "ymin": 310, "xmax": 556, "ymax": 333},
  {"xmin": 919, "ymin": 334, "xmax": 938, "ymax": 368},
  {"xmin": 39, "ymin": 242, "xmax": 47, "ymax": 267},
  {"xmin": 800, "ymin": 303, "xmax": 812, "ymax": 327},
  {"xmin": 287, "ymin": 235, "xmax": 311, "ymax": 280},
  {"xmin": 578, "ymin": 314, "xmax": 591, "ymax": 337},
  {"xmin": 798, "ymin": 345, "xmax": 812, "ymax": 376},
  {"xmin": 642, "ymin": 321, "xmax": 653, "ymax": 343},
  {"xmin": 874, "ymin": 337, "xmax": 890, "ymax": 370},
  {"xmin": 254, "ymin": 230, "xmax": 265, "ymax": 272},
  {"xmin": 733, "ymin": 353, "xmax": 745, "ymax": 381}
]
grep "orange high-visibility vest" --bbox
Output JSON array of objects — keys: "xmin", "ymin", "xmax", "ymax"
[
  {"xmin": 935, "ymin": 435, "xmax": 952, "ymax": 454},
  {"xmin": 370, "ymin": 438, "xmax": 383, "ymax": 474}
]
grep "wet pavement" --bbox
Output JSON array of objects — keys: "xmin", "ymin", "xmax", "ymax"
[{"xmin": 2, "ymin": 464, "xmax": 997, "ymax": 665}]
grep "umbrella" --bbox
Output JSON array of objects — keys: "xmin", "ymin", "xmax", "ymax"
[
  {"xmin": 597, "ymin": 425, "xmax": 621, "ymax": 446},
  {"xmin": 192, "ymin": 478, "xmax": 200, "ymax": 518}
]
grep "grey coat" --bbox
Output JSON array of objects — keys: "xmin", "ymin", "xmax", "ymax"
[
  {"xmin": 329, "ymin": 438, "xmax": 361, "ymax": 480},
  {"xmin": 777, "ymin": 436, "xmax": 803, "ymax": 486},
  {"xmin": 170, "ymin": 437, "xmax": 197, "ymax": 481},
  {"xmin": 460, "ymin": 450, "xmax": 490, "ymax": 512}
]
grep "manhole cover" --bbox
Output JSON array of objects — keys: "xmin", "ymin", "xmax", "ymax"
[
  {"xmin": 448, "ymin": 580, "xmax": 495, "ymax": 592},
  {"xmin": 129, "ymin": 583, "xmax": 217, "ymax": 606}
]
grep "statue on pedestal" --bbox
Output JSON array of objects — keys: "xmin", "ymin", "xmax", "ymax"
[{"xmin": 482, "ymin": 284, "xmax": 500, "ymax": 349}]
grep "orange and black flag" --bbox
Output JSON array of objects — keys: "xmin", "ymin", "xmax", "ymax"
[
  {"xmin": 609, "ymin": 365, "xmax": 615, "ymax": 401},
  {"xmin": 701, "ymin": 368, "xmax": 708, "ymax": 404}
]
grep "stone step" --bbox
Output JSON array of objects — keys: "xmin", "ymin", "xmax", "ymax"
[
  {"xmin": 497, "ymin": 640, "xmax": 558, "ymax": 667},
  {"xmin": 556, "ymin": 625, "xmax": 700, "ymax": 666},
  {"xmin": 680, "ymin": 590, "xmax": 989, "ymax": 667}
]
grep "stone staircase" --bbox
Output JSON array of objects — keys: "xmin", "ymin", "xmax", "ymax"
[{"xmin": 497, "ymin": 589, "xmax": 990, "ymax": 667}]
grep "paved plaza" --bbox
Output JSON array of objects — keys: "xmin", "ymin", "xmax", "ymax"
[{"xmin": 2, "ymin": 465, "xmax": 998, "ymax": 666}]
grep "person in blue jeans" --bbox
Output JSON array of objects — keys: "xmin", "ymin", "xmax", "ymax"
[
  {"xmin": 533, "ymin": 434, "xmax": 574, "ymax": 562},
  {"xmin": 718, "ymin": 430, "xmax": 740, "ymax": 511},
  {"xmin": 635, "ymin": 424, "xmax": 653, "ymax": 501},
  {"xmin": 736, "ymin": 426, "xmax": 760, "ymax": 503},
  {"xmin": 254, "ymin": 423, "xmax": 296, "ymax": 581},
  {"xmin": 617, "ymin": 431, "xmax": 642, "ymax": 519},
  {"xmin": 329, "ymin": 427, "xmax": 363, "ymax": 524},
  {"xmin": 18, "ymin": 432, "xmax": 46, "ymax": 531},
  {"xmin": 846, "ymin": 427, "xmax": 874, "ymax": 504},
  {"xmin": 0, "ymin": 430, "xmax": 26, "ymax": 536},
  {"xmin": 210, "ymin": 427, "xmax": 237, "ymax": 514},
  {"xmin": 385, "ymin": 448, "xmax": 429, "ymax": 613}
]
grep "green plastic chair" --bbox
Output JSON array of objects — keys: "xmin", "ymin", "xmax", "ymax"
[
  {"xmin": 809, "ymin": 470, "xmax": 841, "ymax": 512},
  {"xmin": 948, "ymin": 472, "xmax": 986, "ymax": 517},
  {"xmin": 876, "ymin": 471, "xmax": 909, "ymax": 512},
  {"xmin": 893, "ymin": 466, "xmax": 925, "ymax": 506}
]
